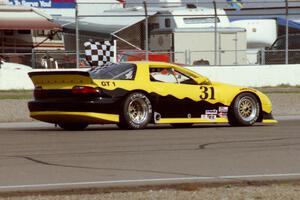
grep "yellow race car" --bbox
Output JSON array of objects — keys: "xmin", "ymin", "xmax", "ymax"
[{"xmin": 28, "ymin": 61, "xmax": 277, "ymax": 130}]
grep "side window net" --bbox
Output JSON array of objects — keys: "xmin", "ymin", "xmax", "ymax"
[
  {"xmin": 149, "ymin": 67, "xmax": 196, "ymax": 85},
  {"xmin": 150, "ymin": 68, "xmax": 177, "ymax": 83}
]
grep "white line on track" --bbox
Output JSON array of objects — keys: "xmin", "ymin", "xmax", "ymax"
[{"xmin": 1, "ymin": 173, "xmax": 300, "ymax": 190}]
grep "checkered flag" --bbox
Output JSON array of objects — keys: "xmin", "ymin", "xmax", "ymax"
[{"xmin": 84, "ymin": 40, "xmax": 116, "ymax": 67}]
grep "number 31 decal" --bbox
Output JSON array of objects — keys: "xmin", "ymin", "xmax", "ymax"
[{"xmin": 200, "ymin": 86, "xmax": 215, "ymax": 100}]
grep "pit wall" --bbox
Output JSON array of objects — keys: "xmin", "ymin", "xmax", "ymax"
[
  {"xmin": 1, "ymin": 64, "xmax": 300, "ymax": 90},
  {"xmin": 188, "ymin": 64, "xmax": 300, "ymax": 87},
  {"xmin": 0, "ymin": 68, "xmax": 34, "ymax": 90}
]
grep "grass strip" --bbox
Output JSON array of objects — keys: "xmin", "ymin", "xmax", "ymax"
[{"xmin": 0, "ymin": 90, "xmax": 33, "ymax": 99}]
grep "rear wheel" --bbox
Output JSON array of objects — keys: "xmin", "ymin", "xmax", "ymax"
[
  {"xmin": 58, "ymin": 123, "xmax": 88, "ymax": 131},
  {"xmin": 119, "ymin": 92, "xmax": 152, "ymax": 129},
  {"xmin": 228, "ymin": 93, "xmax": 260, "ymax": 126}
]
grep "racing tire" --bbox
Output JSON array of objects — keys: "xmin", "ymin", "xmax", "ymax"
[
  {"xmin": 58, "ymin": 123, "xmax": 88, "ymax": 131},
  {"xmin": 170, "ymin": 123, "xmax": 193, "ymax": 128},
  {"xmin": 119, "ymin": 92, "xmax": 152, "ymax": 129},
  {"xmin": 228, "ymin": 92, "xmax": 260, "ymax": 126}
]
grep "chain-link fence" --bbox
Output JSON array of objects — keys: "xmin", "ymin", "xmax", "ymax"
[{"xmin": 1, "ymin": 0, "xmax": 300, "ymax": 68}]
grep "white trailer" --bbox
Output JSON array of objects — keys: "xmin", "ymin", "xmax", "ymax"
[
  {"xmin": 150, "ymin": 27, "xmax": 247, "ymax": 65},
  {"xmin": 230, "ymin": 19, "xmax": 278, "ymax": 64},
  {"xmin": 230, "ymin": 19, "xmax": 277, "ymax": 49}
]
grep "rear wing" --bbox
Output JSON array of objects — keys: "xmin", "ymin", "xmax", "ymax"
[{"xmin": 28, "ymin": 70, "xmax": 96, "ymax": 89}]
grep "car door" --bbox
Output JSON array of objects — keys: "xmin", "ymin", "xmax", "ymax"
[{"xmin": 149, "ymin": 65, "xmax": 221, "ymax": 120}]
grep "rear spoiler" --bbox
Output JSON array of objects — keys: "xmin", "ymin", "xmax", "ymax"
[
  {"xmin": 28, "ymin": 70, "xmax": 96, "ymax": 89},
  {"xmin": 28, "ymin": 70, "xmax": 90, "ymax": 77}
]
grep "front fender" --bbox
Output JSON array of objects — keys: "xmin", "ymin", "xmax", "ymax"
[{"xmin": 236, "ymin": 88, "xmax": 273, "ymax": 114}]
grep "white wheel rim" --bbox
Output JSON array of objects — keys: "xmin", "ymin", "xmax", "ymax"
[
  {"xmin": 128, "ymin": 98, "xmax": 148, "ymax": 124},
  {"xmin": 238, "ymin": 96, "xmax": 257, "ymax": 122}
]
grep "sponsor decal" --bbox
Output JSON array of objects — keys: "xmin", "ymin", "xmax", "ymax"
[
  {"xmin": 8, "ymin": 0, "xmax": 75, "ymax": 8},
  {"xmin": 201, "ymin": 114, "xmax": 208, "ymax": 119},
  {"xmin": 201, "ymin": 114, "xmax": 216, "ymax": 120},
  {"xmin": 208, "ymin": 115, "xmax": 216, "ymax": 120},
  {"xmin": 218, "ymin": 106, "xmax": 228, "ymax": 113},
  {"xmin": 218, "ymin": 112, "xmax": 227, "ymax": 117},
  {"xmin": 101, "ymin": 81, "xmax": 116, "ymax": 87},
  {"xmin": 205, "ymin": 109, "xmax": 218, "ymax": 115}
]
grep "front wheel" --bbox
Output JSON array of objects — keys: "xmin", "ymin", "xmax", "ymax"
[
  {"xmin": 228, "ymin": 93, "xmax": 260, "ymax": 126},
  {"xmin": 119, "ymin": 92, "xmax": 152, "ymax": 129}
]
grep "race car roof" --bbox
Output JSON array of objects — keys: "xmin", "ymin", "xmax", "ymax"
[
  {"xmin": 0, "ymin": 5, "xmax": 61, "ymax": 30},
  {"xmin": 59, "ymin": 10, "xmax": 158, "ymax": 38}
]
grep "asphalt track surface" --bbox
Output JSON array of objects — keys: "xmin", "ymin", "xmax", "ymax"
[{"xmin": 0, "ymin": 118, "xmax": 300, "ymax": 192}]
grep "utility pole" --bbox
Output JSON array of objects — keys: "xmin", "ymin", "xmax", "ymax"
[
  {"xmin": 143, "ymin": 1, "xmax": 149, "ymax": 61},
  {"xmin": 213, "ymin": 1, "xmax": 217, "ymax": 66},
  {"xmin": 75, "ymin": 0, "xmax": 80, "ymax": 68},
  {"xmin": 285, "ymin": 0, "xmax": 289, "ymax": 64}
]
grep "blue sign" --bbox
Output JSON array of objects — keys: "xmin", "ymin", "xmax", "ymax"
[{"xmin": 8, "ymin": 0, "xmax": 75, "ymax": 8}]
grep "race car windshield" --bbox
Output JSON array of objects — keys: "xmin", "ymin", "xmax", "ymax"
[{"xmin": 89, "ymin": 63, "xmax": 137, "ymax": 80}]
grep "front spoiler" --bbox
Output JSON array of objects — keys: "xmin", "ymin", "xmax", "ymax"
[
  {"xmin": 30, "ymin": 111, "xmax": 119, "ymax": 124},
  {"xmin": 261, "ymin": 119, "xmax": 278, "ymax": 123},
  {"xmin": 261, "ymin": 112, "xmax": 278, "ymax": 124}
]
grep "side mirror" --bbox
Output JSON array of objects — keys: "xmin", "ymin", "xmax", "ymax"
[{"xmin": 193, "ymin": 76, "xmax": 211, "ymax": 85}]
